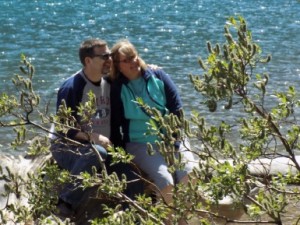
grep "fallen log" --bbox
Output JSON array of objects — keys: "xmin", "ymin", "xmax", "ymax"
[
  {"xmin": 247, "ymin": 156, "xmax": 300, "ymax": 176},
  {"xmin": 0, "ymin": 153, "xmax": 52, "ymax": 224}
]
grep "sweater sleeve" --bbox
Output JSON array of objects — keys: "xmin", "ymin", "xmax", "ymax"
[
  {"xmin": 154, "ymin": 69, "xmax": 182, "ymax": 117},
  {"xmin": 56, "ymin": 74, "xmax": 85, "ymax": 140}
]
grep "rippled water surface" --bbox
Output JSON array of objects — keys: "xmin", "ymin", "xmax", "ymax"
[{"xmin": 1, "ymin": 0, "xmax": 300, "ymax": 154}]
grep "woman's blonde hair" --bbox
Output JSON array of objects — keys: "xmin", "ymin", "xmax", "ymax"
[{"xmin": 110, "ymin": 39, "xmax": 147, "ymax": 80}]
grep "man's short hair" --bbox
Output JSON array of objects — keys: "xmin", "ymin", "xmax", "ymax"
[{"xmin": 79, "ymin": 39, "xmax": 107, "ymax": 66}]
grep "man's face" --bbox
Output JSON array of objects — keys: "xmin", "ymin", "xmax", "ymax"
[{"xmin": 90, "ymin": 46, "xmax": 112, "ymax": 75}]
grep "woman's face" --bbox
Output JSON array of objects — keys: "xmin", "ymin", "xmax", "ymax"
[{"xmin": 118, "ymin": 53, "xmax": 141, "ymax": 80}]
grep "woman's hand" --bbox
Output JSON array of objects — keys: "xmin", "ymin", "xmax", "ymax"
[{"xmin": 147, "ymin": 64, "xmax": 161, "ymax": 70}]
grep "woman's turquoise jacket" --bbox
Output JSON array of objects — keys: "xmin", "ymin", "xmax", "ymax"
[{"xmin": 111, "ymin": 68, "xmax": 182, "ymax": 144}]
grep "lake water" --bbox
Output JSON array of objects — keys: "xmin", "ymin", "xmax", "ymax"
[{"xmin": 1, "ymin": 0, "xmax": 300, "ymax": 155}]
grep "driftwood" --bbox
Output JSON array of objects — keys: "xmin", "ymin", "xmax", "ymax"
[
  {"xmin": 0, "ymin": 154, "xmax": 52, "ymax": 207},
  {"xmin": 1, "ymin": 154, "xmax": 300, "ymax": 224},
  {"xmin": 0, "ymin": 154, "xmax": 52, "ymax": 224}
]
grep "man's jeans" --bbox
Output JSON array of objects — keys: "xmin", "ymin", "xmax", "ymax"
[{"xmin": 50, "ymin": 143, "xmax": 107, "ymax": 210}]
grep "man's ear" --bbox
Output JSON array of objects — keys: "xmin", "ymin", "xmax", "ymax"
[{"xmin": 85, "ymin": 56, "xmax": 92, "ymax": 66}]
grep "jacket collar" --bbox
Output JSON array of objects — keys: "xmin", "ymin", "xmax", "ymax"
[{"xmin": 118, "ymin": 68, "xmax": 153, "ymax": 84}]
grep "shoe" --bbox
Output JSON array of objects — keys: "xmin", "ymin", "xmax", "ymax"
[{"xmin": 55, "ymin": 198, "xmax": 75, "ymax": 218}]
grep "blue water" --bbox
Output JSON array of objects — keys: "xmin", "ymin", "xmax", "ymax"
[{"xmin": 1, "ymin": 0, "xmax": 300, "ymax": 154}]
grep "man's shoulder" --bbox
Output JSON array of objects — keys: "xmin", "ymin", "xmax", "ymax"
[{"xmin": 60, "ymin": 70, "xmax": 85, "ymax": 89}]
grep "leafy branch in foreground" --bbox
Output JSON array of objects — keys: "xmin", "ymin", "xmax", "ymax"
[
  {"xmin": 187, "ymin": 16, "xmax": 300, "ymax": 224},
  {"xmin": 0, "ymin": 54, "xmax": 52, "ymax": 152}
]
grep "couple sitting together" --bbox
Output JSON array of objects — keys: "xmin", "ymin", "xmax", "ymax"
[{"xmin": 50, "ymin": 38, "xmax": 196, "ymax": 223}]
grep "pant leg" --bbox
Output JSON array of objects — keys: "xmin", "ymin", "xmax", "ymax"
[
  {"xmin": 50, "ymin": 143, "xmax": 107, "ymax": 209},
  {"xmin": 175, "ymin": 139, "xmax": 197, "ymax": 183},
  {"xmin": 108, "ymin": 162, "xmax": 144, "ymax": 207},
  {"xmin": 70, "ymin": 144, "xmax": 107, "ymax": 175},
  {"xmin": 126, "ymin": 142, "xmax": 174, "ymax": 190}
]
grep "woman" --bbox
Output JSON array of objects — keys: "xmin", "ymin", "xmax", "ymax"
[{"xmin": 110, "ymin": 39, "xmax": 195, "ymax": 209}]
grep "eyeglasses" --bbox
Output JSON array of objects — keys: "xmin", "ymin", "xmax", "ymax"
[
  {"xmin": 92, "ymin": 52, "xmax": 112, "ymax": 61},
  {"xmin": 117, "ymin": 56, "xmax": 138, "ymax": 64}
]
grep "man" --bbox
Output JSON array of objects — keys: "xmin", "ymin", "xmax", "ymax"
[{"xmin": 51, "ymin": 39, "xmax": 143, "ymax": 217}]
